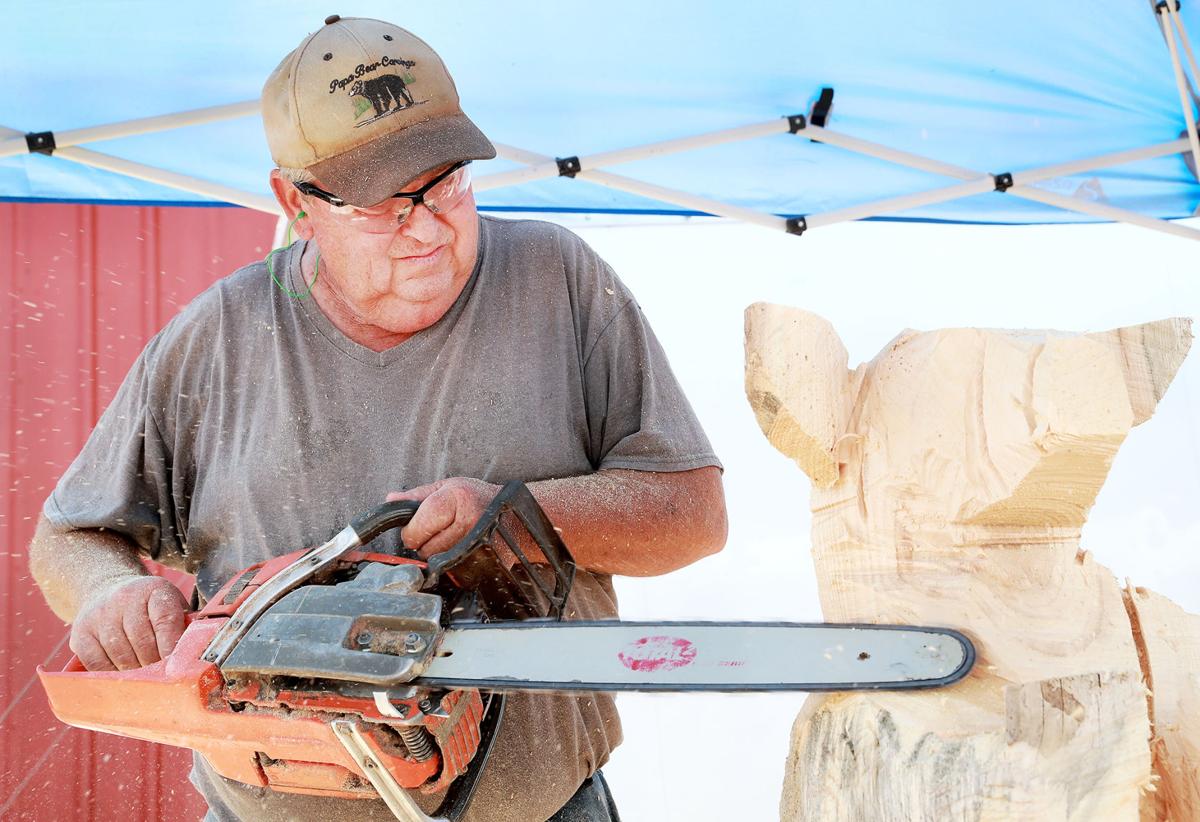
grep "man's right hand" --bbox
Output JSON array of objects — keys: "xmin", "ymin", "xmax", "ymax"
[{"xmin": 69, "ymin": 576, "xmax": 189, "ymax": 671}]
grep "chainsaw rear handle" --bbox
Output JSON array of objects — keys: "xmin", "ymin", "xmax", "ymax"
[{"xmin": 350, "ymin": 500, "xmax": 422, "ymax": 547}]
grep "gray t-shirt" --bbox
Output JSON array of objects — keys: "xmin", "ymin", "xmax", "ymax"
[{"xmin": 46, "ymin": 214, "xmax": 720, "ymax": 822}]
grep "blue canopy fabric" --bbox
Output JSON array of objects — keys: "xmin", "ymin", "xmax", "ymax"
[{"xmin": 3, "ymin": 0, "xmax": 1199, "ymax": 225}]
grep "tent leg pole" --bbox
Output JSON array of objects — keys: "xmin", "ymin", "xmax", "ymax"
[
  {"xmin": 1169, "ymin": 3, "xmax": 1200, "ymax": 95},
  {"xmin": 1158, "ymin": 5, "xmax": 1200, "ymax": 179}
]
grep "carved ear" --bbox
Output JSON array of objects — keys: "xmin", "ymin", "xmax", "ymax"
[
  {"xmin": 1085, "ymin": 318, "xmax": 1192, "ymax": 426},
  {"xmin": 964, "ymin": 318, "xmax": 1192, "ymax": 527},
  {"xmin": 744, "ymin": 303, "xmax": 852, "ymax": 488}
]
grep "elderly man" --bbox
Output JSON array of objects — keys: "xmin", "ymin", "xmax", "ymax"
[{"xmin": 28, "ymin": 15, "xmax": 726, "ymax": 822}]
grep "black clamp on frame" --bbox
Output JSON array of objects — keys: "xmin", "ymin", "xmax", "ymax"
[
  {"xmin": 993, "ymin": 172, "xmax": 1014, "ymax": 192},
  {"xmin": 1156, "ymin": 0, "xmax": 1181, "ymax": 14},
  {"xmin": 785, "ymin": 216, "xmax": 808, "ymax": 236},
  {"xmin": 786, "ymin": 114, "xmax": 807, "ymax": 134},
  {"xmin": 810, "ymin": 87, "xmax": 835, "ymax": 128},
  {"xmin": 25, "ymin": 131, "xmax": 56, "ymax": 156},
  {"xmin": 556, "ymin": 156, "xmax": 582, "ymax": 178}
]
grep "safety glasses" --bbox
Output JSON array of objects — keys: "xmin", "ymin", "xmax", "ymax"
[{"xmin": 293, "ymin": 160, "xmax": 472, "ymax": 233}]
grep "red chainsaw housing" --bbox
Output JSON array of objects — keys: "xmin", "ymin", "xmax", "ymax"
[{"xmin": 38, "ymin": 549, "xmax": 485, "ymax": 799}]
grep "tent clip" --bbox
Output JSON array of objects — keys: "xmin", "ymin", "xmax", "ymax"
[
  {"xmin": 993, "ymin": 172, "xmax": 1014, "ymax": 192},
  {"xmin": 785, "ymin": 216, "xmax": 808, "ymax": 236},
  {"xmin": 810, "ymin": 88, "xmax": 835, "ymax": 128},
  {"xmin": 786, "ymin": 114, "xmax": 807, "ymax": 134},
  {"xmin": 556, "ymin": 156, "xmax": 582, "ymax": 178},
  {"xmin": 1156, "ymin": 0, "xmax": 1182, "ymax": 15},
  {"xmin": 25, "ymin": 131, "xmax": 56, "ymax": 156}
]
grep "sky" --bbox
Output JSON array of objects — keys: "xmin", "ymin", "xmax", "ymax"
[{"xmin": 541, "ymin": 215, "xmax": 1200, "ymax": 821}]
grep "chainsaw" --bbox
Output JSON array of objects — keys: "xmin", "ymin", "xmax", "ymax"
[{"xmin": 39, "ymin": 481, "xmax": 974, "ymax": 822}]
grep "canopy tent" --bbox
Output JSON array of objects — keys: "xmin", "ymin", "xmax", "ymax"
[{"xmin": 4, "ymin": 1, "xmax": 1200, "ymax": 240}]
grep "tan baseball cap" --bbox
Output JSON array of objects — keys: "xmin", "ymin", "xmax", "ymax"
[{"xmin": 262, "ymin": 15, "xmax": 495, "ymax": 207}]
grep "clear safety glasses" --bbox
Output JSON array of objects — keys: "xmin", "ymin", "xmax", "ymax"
[{"xmin": 293, "ymin": 161, "xmax": 472, "ymax": 233}]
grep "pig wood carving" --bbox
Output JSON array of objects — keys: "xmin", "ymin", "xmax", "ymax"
[{"xmin": 743, "ymin": 304, "xmax": 1197, "ymax": 821}]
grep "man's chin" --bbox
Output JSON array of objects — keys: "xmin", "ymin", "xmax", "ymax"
[
  {"xmin": 363, "ymin": 295, "xmax": 456, "ymax": 335},
  {"xmin": 388, "ymin": 264, "xmax": 458, "ymax": 301}
]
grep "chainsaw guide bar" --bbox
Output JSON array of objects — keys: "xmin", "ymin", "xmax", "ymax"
[{"xmin": 420, "ymin": 620, "xmax": 974, "ymax": 692}]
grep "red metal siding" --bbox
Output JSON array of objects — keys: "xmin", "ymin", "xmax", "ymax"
[{"xmin": 1, "ymin": 202, "xmax": 276, "ymax": 821}]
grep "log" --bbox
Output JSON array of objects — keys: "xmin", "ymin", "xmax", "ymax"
[{"xmin": 744, "ymin": 305, "xmax": 1195, "ymax": 821}]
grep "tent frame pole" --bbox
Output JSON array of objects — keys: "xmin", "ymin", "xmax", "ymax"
[
  {"xmin": 488, "ymin": 125, "xmax": 1200, "ymax": 240},
  {"xmin": 476, "ymin": 118, "xmax": 789, "ymax": 192},
  {"xmin": 5, "ymin": 94, "xmax": 1195, "ymax": 239},
  {"xmin": 485, "ymin": 143, "xmax": 788, "ymax": 230},
  {"xmin": 0, "ymin": 101, "xmax": 259, "ymax": 159},
  {"xmin": 53, "ymin": 145, "xmax": 281, "ymax": 214},
  {"xmin": 578, "ymin": 169, "xmax": 788, "ymax": 230},
  {"xmin": 801, "ymin": 124, "xmax": 1200, "ymax": 240}
]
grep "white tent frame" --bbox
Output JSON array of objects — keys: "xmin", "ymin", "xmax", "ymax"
[{"xmin": 4, "ymin": 3, "xmax": 1199, "ymax": 241}]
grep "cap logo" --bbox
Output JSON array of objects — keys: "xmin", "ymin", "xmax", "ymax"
[{"xmin": 327, "ymin": 56, "xmax": 425, "ymax": 127}]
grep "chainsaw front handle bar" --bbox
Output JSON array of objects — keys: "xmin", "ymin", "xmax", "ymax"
[{"xmin": 351, "ymin": 500, "xmax": 422, "ymax": 547}]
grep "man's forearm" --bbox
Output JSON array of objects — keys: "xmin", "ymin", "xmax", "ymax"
[
  {"xmin": 28, "ymin": 514, "xmax": 150, "ymax": 622},
  {"xmin": 523, "ymin": 466, "xmax": 727, "ymax": 577}
]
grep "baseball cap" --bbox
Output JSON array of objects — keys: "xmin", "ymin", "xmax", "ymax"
[{"xmin": 262, "ymin": 15, "xmax": 496, "ymax": 207}]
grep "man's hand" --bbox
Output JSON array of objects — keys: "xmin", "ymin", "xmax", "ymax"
[
  {"xmin": 70, "ymin": 576, "xmax": 189, "ymax": 671},
  {"xmin": 390, "ymin": 477, "xmax": 501, "ymax": 559}
]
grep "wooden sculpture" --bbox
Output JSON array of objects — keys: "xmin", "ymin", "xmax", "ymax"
[{"xmin": 744, "ymin": 304, "xmax": 1197, "ymax": 821}]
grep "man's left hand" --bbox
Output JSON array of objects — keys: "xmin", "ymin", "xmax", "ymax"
[{"xmin": 389, "ymin": 477, "xmax": 501, "ymax": 559}]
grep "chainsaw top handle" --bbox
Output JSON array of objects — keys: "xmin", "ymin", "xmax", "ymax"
[{"xmin": 349, "ymin": 499, "xmax": 422, "ymax": 547}]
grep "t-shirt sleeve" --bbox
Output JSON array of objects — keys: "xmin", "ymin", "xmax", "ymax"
[
  {"xmin": 581, "ymin": 291, "xmax": 723, "ymax": 474},
  {"xmin": 43, "ymin": 341, "xmax": 186, "ymax": 564}
]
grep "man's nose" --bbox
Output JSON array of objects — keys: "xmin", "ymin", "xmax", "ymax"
[{"xmin": 392, "ymin": 200, "xmax": 440, "ymax": 242}]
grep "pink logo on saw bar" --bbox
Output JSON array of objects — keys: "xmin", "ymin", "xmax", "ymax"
[{"xmin": 618, "ymin": 635, "xmax": 697, "ymax": 672}]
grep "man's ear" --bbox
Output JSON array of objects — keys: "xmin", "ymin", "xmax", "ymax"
[
  {"xmin": 1085, "ymin": 317, "xmax": 1193, "ymax": 426},
  {"xmin": 744, "ymin": 303, "xmax": 853, "ymax": 488},
  {"xmin": 268, "ymin": 170, "xmax": 311, "ymax": 236}
]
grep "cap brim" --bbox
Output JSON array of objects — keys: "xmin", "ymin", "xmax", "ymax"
[{"xmin": 309, "ymin": 113, "xmax": 496, "ymax": 207}]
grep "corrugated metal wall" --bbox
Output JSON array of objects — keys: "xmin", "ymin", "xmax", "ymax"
[{"xmin": 1, "ymin": 202, "xmax": 276, "ymax": 821}]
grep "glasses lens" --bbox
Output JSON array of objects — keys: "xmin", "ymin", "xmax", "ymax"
[
  {"xmin": 326, "ymin": 198, "xmax": 415, "ymax": 233},
  {"xmin": 423, "ymin": 165, "xmax": 472, "ymax": 215}
]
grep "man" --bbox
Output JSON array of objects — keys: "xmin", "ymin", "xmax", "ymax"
[{"xmin": 28, "ymin": 15, "xmax": 726, "ymax": 822}]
